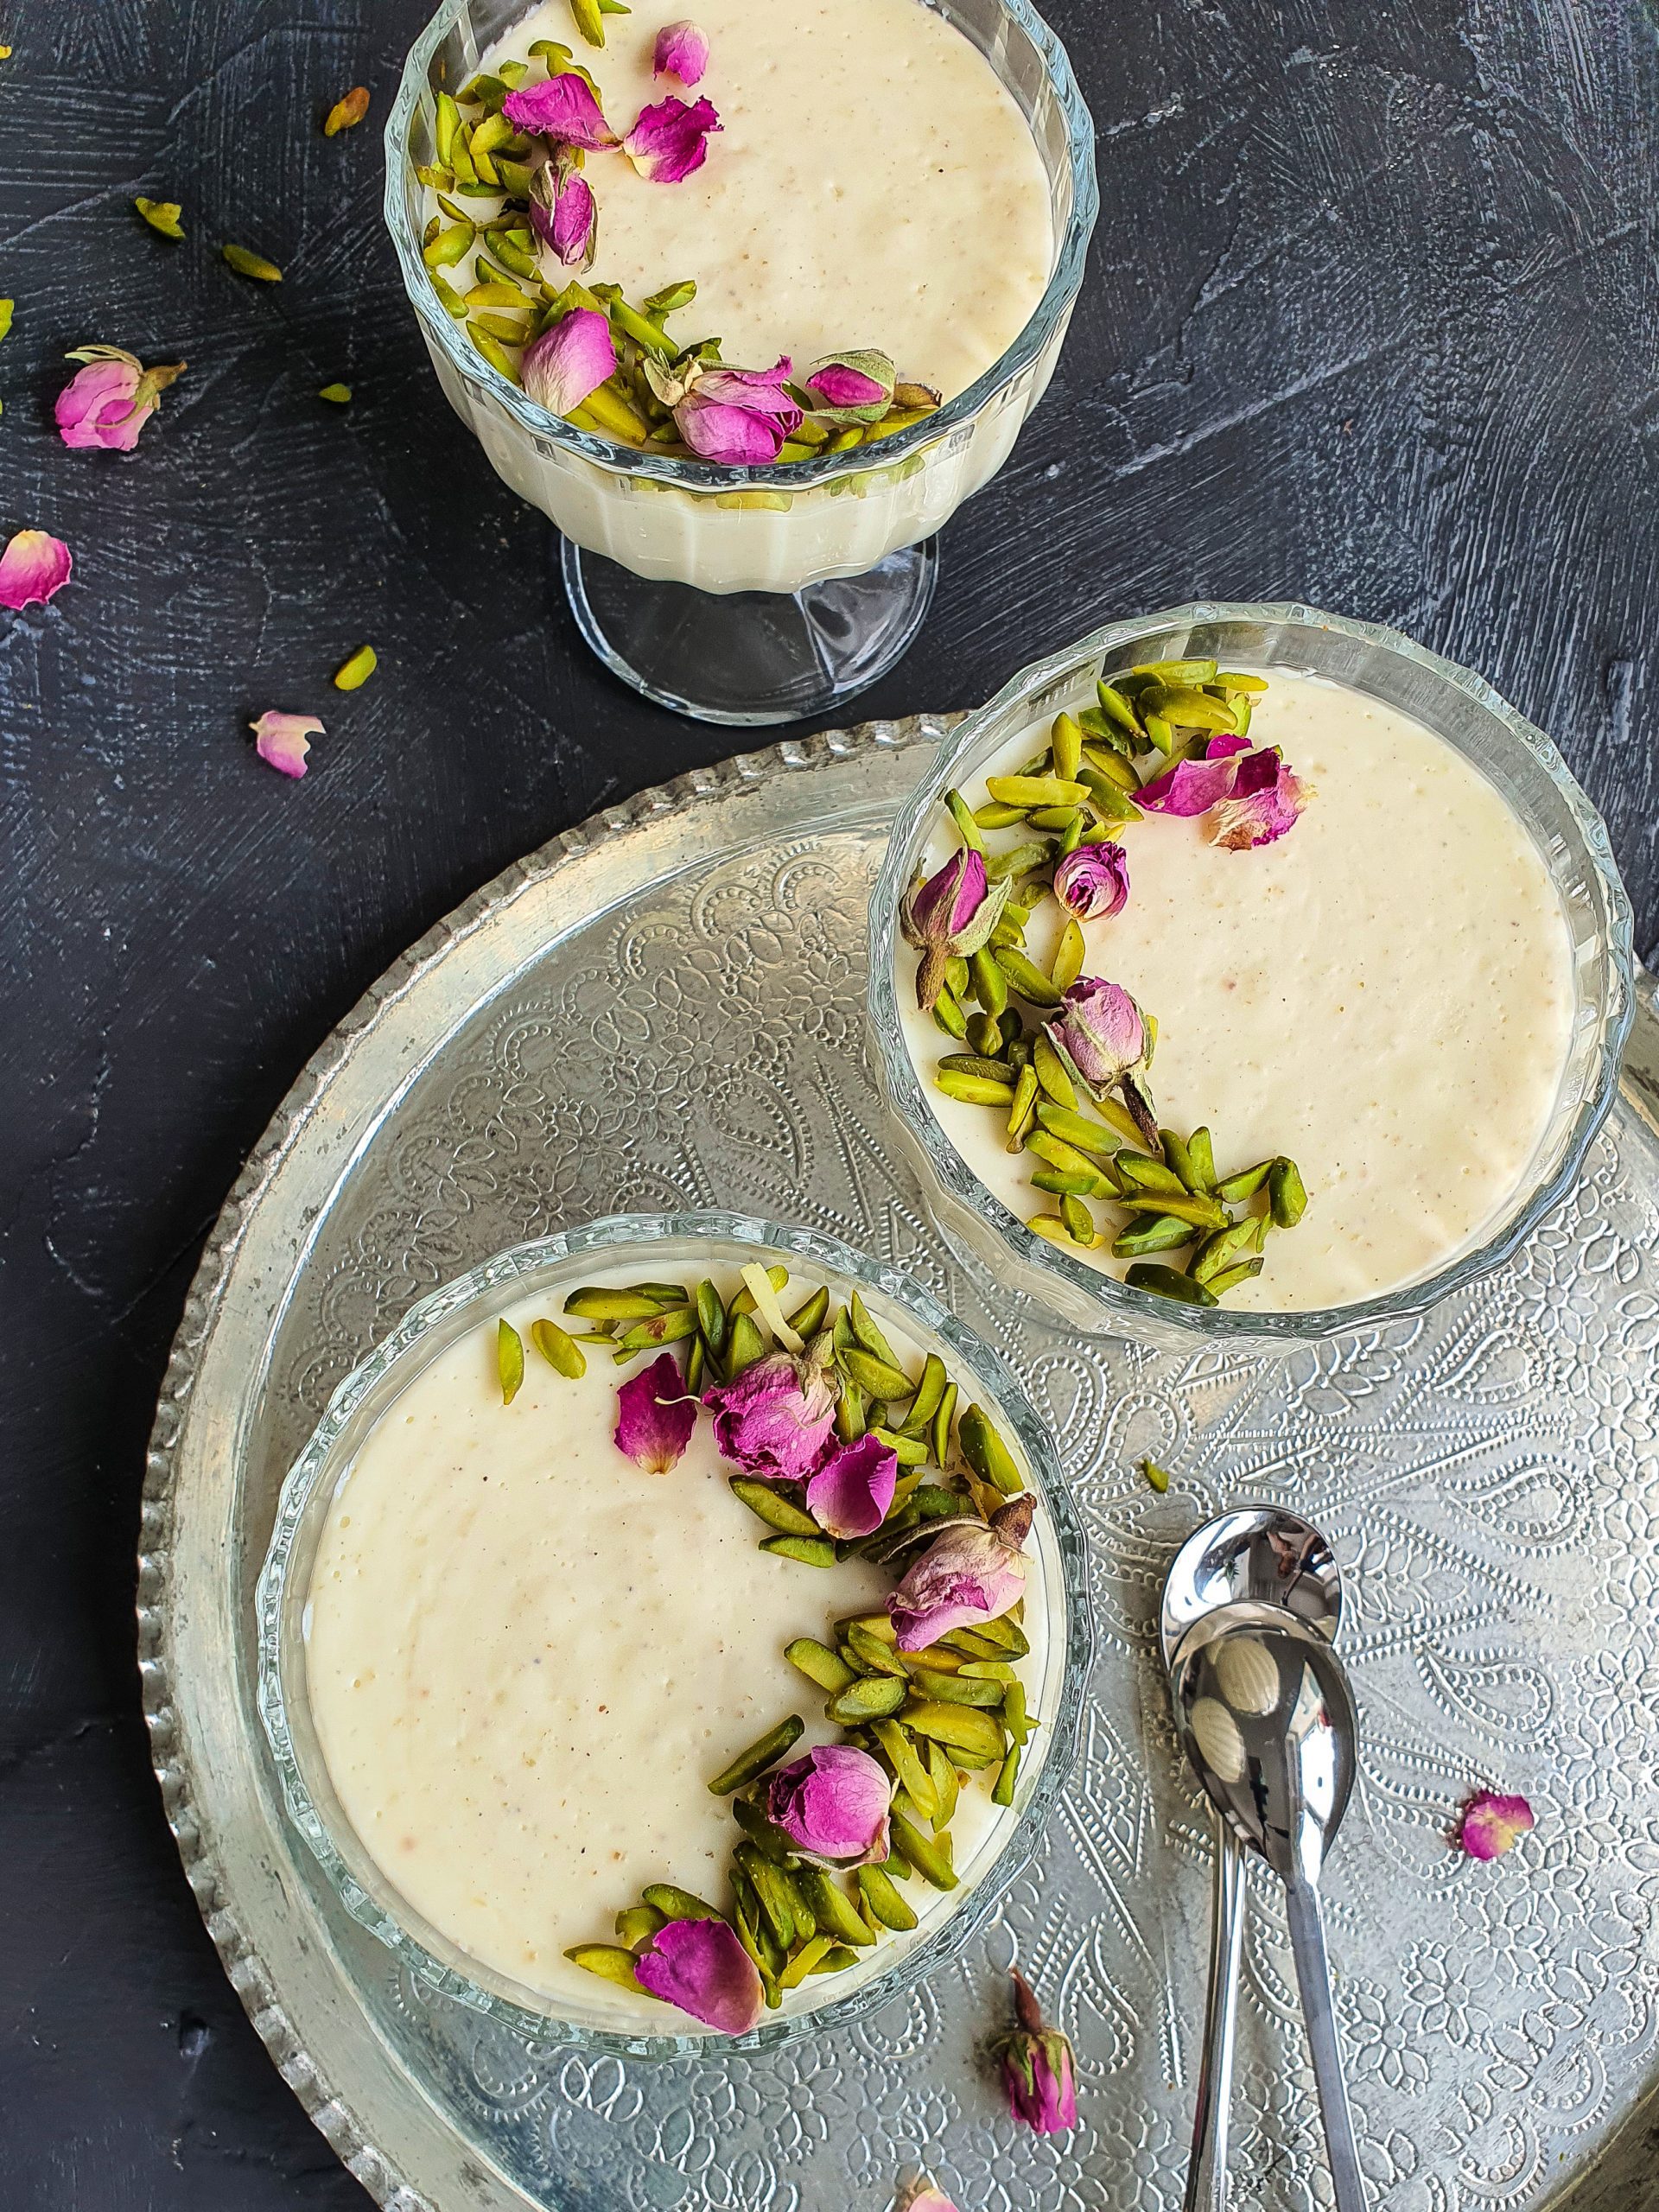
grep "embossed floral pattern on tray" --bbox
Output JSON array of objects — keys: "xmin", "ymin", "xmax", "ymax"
[{"xmin": 147, "ymin": 721, "xmax": 1659, "ymax": 2212}]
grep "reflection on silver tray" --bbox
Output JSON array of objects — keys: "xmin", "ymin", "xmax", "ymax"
[{"xmin": 141, "ymin": 715, "xmax": 1659, "ymax": 2212}]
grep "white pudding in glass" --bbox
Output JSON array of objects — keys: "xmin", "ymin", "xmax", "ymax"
[
  {"xmin": 898, "ymin": 668, "xmax": 1578, "ymax": 1313},
  {"xmin": 412, "ymin": 0, "xmax": 1067, "ymax": 592},
  {"xmin": 302, "ymin": 1260, "xmax": 1053, "ymax": 2023}
]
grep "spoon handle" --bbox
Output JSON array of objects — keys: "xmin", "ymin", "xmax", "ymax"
[
  {"xmin": 1182, "ymin": 1816, "xmax": 1244, "ymax": 2212},
  {"xmin": 1285, "ymin": 1880, "xmax": 1367, "ymax": 2212}
]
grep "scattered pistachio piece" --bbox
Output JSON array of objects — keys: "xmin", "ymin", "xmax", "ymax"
[
  {"xmin": 323, "ymin": 85, "xmax": 371, "ymax": 136},
  {"xmin": 135, "ymin": 197, "xmax": 185, "ymax": 240},
  {"xmin": 497, "ymin": 1318, "xmax": 524, "ymax": 1403},
  {"xmin": 221, "ymin": 242, "xmax": 283, "ymax": 282},
  {"xmin": 318, "ymin": 382, "xmax": 353, "ymax": 404},
  {"xmin": 1141, "ymin": 1458, "xmax": 1172, "ymax": 1494},
  {"xmin": 333, "ymin": 644, "xmax": 377, "ymax": 691}
]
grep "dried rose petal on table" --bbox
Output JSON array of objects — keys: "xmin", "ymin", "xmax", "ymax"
[
  {"xmin": 0, "ymin": 529, "xmax": 73, "ymax": 609},
  {"xmin": 55, "ymin": 346, "xmax": 186, "ymax": 452},
  {"xmin": 1458, "ymin": 1789, "xmax": 1534, "ymax": 1861},
  {"xmin": 250, "ymin": 710, "xmax": 321, "ymax": 779}
]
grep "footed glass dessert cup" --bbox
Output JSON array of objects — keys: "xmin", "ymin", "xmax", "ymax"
[
  {"xmin": 256, "ymin": 1212, "xmax": 1090, "ymax": 2056},
  {"xmin": 868, "ymin": 601, "xmax": 1636, "ymax": 1350},
  {"xmin": 385, "ymin": 0, "xmax": 1096, "ymax": 725}
]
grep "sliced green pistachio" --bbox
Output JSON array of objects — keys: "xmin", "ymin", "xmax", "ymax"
[
  {"xmin": 1214, "ymin": 1159, "xmax": 1274, "ymax": 1204},
  {"xmin": 930, "ymin": 1379, "xmax": 957, "ymax": 1470},
  {"xmin": 991, "ymin": 1741, "xmax": 1022, "ymax": 1808},
  {"xmin": 902, "ymin": 1700, "xmax": 1006, "ymax": 1761},
  {"xmin": 907, "ymin": 1667, "xmax": 1003, "ymax": 1707},
  {"xmin": 827, "ymin": 1675, "xmax": 908, "ymax": 1723},
  {"xmin": 925, "ymin": 1739, "xmax": 959, "ymax": 1828},
  {"xmin": 435, "ymin": 88, "xmax": 464, "ymax": 164},
  {"xmin": 1125, "ymin": 1262, "xmax": 1219, "ymax": 1306},
  {"xmin": 685, "ymin": 1334, "xmax": 705, "ymax": 1395},
  {"xmin": 992, "ymin": 946, "xmax": 1063, "ymax": 1007},
  {"xmin": 616, "ymin": 1902, "xmax": 666, "ymax": 1948},
  {"xmin": 222, "ymin": 242, "xmax": 283, "ymax": 282},
  {"xmin": 761, "ymin": 1534, "xmax": 836, "ymax": 1567},
  {"xmin": 1118, "ymin": 1191, "xmax": 1229, "ymax": 1232},
  {"xmin": 1141, "ymin": 1457, "xmax": 1172, "ymax": 1494},
  {"xmin": 1031, "ymin": 1033, "xmax": 1077, "ymax": 1110},
  {"xmin": 985, "ymin": 774, "xmax": 1087, "ymax": 809},
  {"xmin": 333, "ymin": 644, "xmax": 377, "ymax": 691},
  {"xmin": 1206, "ymin": 1255, "xmax": 1266, "ymax": 1296},
  {"xmin": 725, "ymin": 1312, "xmax": 767, "ymax": 1378},
  {"xmin": 872, "ymin": 1719, "xmax": 938, "ymax": 1823},
  {"xmin": 869, "ymin": 1425, "xmax": 927, "ymax": 1466},
  {"xmin": 1028, "ymin": 1128, "xmax": 1103, "ymax": 1180},
  {"xmin": 613, "ymin": 1306, "xmax": 696, "ymax": 1353},
  {"xmin": 835, "ymin": 1376, "xmax": 867, "ymax": 1445},
  {"xmin": 1095, "ymin": 677, "xmax": 1143, "ymax": 736},
  {"xmin": 1033, "ymin": 1101, "xmax": 1116, "ymax": 1160},
  {"xmin": 1148, "ymin": 685, "xmax": 1236, "ymax": 732},
  {"xmin": 785, "ymin": 1285, "xmax": 830, "ymax": 1338},
  {"xmin": 565, "ymin": 1286, "xmax": 664, "ymax": 1320},
  {"xmin": 777, "ymin": 1934, "xmax": 836, "ymax": 1989},
  {"xmin": 1002, "ymin": 1679, "xmax": 1032, "ymax": 1745},
  {"xmin": 565, "ymin": 1942, "xmax": 642, "ymax": 1988},
  {"xmin": 729, "ymin": 1262, "xmax": 791, "ymax": 1320},
  {"xmin": 570, "ymin": 0, "xmax": 610, "ymax": 44},
  {"xmin": 643, "ymin": 1881, "xmax": 726, "ymax": 1923},
  {"xmin": 492, "ymin": 1317, "xmax": 528, "ymax": 1406},
  {"xmin": 467, "ymin": 323, "xmax": 521, "ymax": 381},
  {"xmin": 1143, "ymin": 712, "xmax": 1174, "ymax": 754},
  {"xmin": 693, "ymin": 1278, "xmax": 726, "ymax": 1355},
  {"xmin": 1026, "ymin": 804, "xmax": 1078, "ymax": 834},
  {"xmin": 785, "ymin": 1637, "xmax": 855, "ymax": 1693},
  {"xmin": 730, "ymin": 1478, "xmax": 818, "ymax": 1537},
  {"xmin": 1186, "ymin": 1126, "xmax": 1217, "ymax": 1192},
  {"xmin": 856, "ymin": 1863, "xmax": 918, "ymax": 1929},
  {"xmin": 1060, "ymin": 1193, "xmax": 1096, "ymax": 1246},
  {"xmin": 938, "ymin": 1052, "xmax": 1013, "ymax": 1084},
  {"xmin": 318, "ymin": 382, "xmax": 353, "ymax": 404},
  {"xmin": 971, "ymin": 1610, "xmax": 1030, "ymax": 1656},
  {"xmin": 1268, "ymin": 1156, "xmax": 1308, "ymax": 1227},
  {"xmin": 1076, "ymin": 766, "xmax": 1143, "ymax": 820},
  {"xmin": 1051, "ymin": 918, "xmax": 1085, "ymax": 992},
  {"xmin": 944, "ymin": 786, "xmax": 984, "ymax": 852},
  {"xmin": 135, "ymin": 197, "xmax": 185, "ymax": 239},
  {"xmin": 838, "ymin": 1345, "xmax": 914, "ymax": 1402},
  {"xmin": 731, "ymin": 1792, "xmax": 794, "ymax": 1865},
  {"xmin": 1115, "ymin": 1152, "xmax": 1185, "ymax": 1196},
  {"xmin": 1028, "ymin": 1213, "xmax": 1071, "ymax": 1247},
  {"xmin": 973, "ymin": 800, "xmax": 1028, "ymax": 830},
  {"xmin": 324, "ymin": 85, "xmax": 371, "ymax": 136},
  {"xmin": 1131, "ymin": 658, "xmax": 1219, "ymax": 685},
  {"xmin": 708, "ymin": 1715, "xmax": 804, "ymax": 1796},
  {"xmin": 844, "ymin": 1621, "xmax": 909, "ymax": 1676},
  {"xmin": 983, "ymin": 839, "xmax": 1055, "ymax": 883},
  {"xmin": 969, "ymin": 946, "xmax": 1008, "ymax": 1018},
  {"xmin": 737, "ymin": 1849, "xmax": 804, "ymax": 1947},
  {"xmin": 931, "ymin": 986, "xmax": 968, "ymax": 1040},
  {"xmin": 1217, "ymin": 670, "xmax": 1269, "ymax": 692},
  {"xmin": 802, "ymin": 1868, "xmax": 875, "ymax": 1948},
  {"xmin": 429, "ymin": 271, "xmax": 467, "ymax": 318},
  {"xmin": 1032, "ymin": 1166, "xmax": 1109, "ymax": 1199},
  {"xmin": 1111, "ymin": 1215, "xmax": 1195, "ymax": 1258},
  {"xmin": 888, "ymin": 1810, "xmax": 957, "ymax": 1890},
  {"xmin": 530, "ymin": 1317, "xmax": 585, "ymax": 1377},
  {"xmin": 957, "ymin": 1403, "xmax": 1022, "ymax": 1494},
  {"xmin": 1006, "ymin": 1063, "xmax": 1039, "ymax": 1152},
  {"xmin": 1050, "ymin": 710, "xmax": 1084, "ymax": 782},
  {"xmin": 1189, "ymin": 1213, "xmax": 1265, "ymax": 1285}
]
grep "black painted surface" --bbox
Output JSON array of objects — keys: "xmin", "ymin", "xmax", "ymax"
[{"xmin": 1, "ymin": 0, "xmax": 1655, "ymax": 2202}]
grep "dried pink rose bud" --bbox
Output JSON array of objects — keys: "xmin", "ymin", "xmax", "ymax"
[
  {"xmin": 1046, "ymin": 977, "xmax": 1159, "ymax": 1147},
  {"xmin": 529, "ymin": 158, "xmax": 596, "ymax": 269},
  {"xmin": 250, "ymin": 709, "xmax": 322, "ymax": 779},
  {"xmin": 614, "ymin": 1351, "xmax": 698, "ymax": 1472},
  {"xmin": 805, "ymin": 1433, "xmax": 898, "ymax": 1538},
  {"xmin": 1052, "ymin": 840, "xmax": 1130, "ymax": 920},
  {"xmin": 55, "ymin": 345, "xmax": 186, "ymax": 452},
  {"xmin": 887, "ymin": 1510, "xmax": 1028, "ymax": 1650},
  {"xmin": 652, "ymin": 19, "xmax": 709, "ymax": 86},
  {"xmin": 999, "ymin": 1967, "xmax": 1077, "ymax": 2133},
  {"xmin": 1458, "ymin": 1789, "xmax": 1534, "ymax": 1861},
  {"xmin": 671, "ymin": 357, "xmax": 800, "ymax": 464},
  {"xmin": 802, "ymin": 349, "xmax": 896, "ymax": 425},
  {"xmin": 503, "ymin": 72, "xmax": 619, "ymax": 149},
  {"xmin": 622, "ymin": 94, "xmax": 721, "ymax": 183},
  {"xmin": 761, "ymin": 1743, "xmax": 891, "ymax": 1867},
  {"xmin": 899, "ymin": 847, "xmax": 1011, "ymax": 1012},
  {"xmin": 1135, "ymin": 732, "xmax": 1252, "ymax": 817},
  {"xmin": 521, "ymin": 308, "xmax": 617, "ymax": 416},
  {"xmin": 632, "ymin": 1916, "xmax": 764, "ymax": 2033},
  {"xmin": 1208, "ymin": 747, "xmax": 1308, "ymax": 849},
  {"xmin": 0, "ymin": 528, "xmax": 73, "ymax": 609},
  {"xmin": 702, "ymin": 1337, "xmax": 837, "ymax": 1481}
]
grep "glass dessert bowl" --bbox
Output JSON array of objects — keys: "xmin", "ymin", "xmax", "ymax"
[
  {"xmin": 384, "ymin": 0, "xmax": 1096, "ymax": 725},
  {"xmin": 256, "ymin": 1212, "xmax": 1090, "ymax": 2056},
  {"xmin": 868, "ymin": 601, "xmax": 1635, "ymax": 1349}
]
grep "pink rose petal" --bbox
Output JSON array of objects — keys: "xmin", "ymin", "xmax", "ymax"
[
  {"xmin": 1458, "ymin": 1789, "xmax": 1535, "ymax": 1861},
  {"xmin": 250, "ymin": 710, "xmax": 321, "ymax": 779},
  {"xmin": 805, "ymin": 1433, "xmax": 898, "ymax": 1539},
  {"xmin": 622, "ymin": 94, "xmax": 721, "ymax": 183},
  {"xmin": 521, "ymin": 308, "xmax": 617, "ymax": 416},
  {"xmin": 762, "ymin": 1744, "xmax": 891, "ymax": 1866},
  {"xmin": 1135, "ymin": 732, "xmax": 1253, "ymax": 816},
  {"xmin": 1207, "ymin": 747, "xmax": 1308, "ymax": 849},
  {"xmin": 502, "ymin": 73, "xmax": 619, "ymax": 149},
  {"xmin": 632, "ymin": 1916, "xmax": 764, "ymax": 2034},
  {"xmin": 653, "ymin": 20, "xmax": 709, "ymax": 86},
  {"xmin": 673, "ymin": 357, "xmax": 802, "ymax": 463},
  {"xmin": 614, "ymin": 1351, "xmax": 697, "ymax": 1472},
  {"xmin": 0, "ymin": 528, "xmax": 73, "ymax": 609},
  {"xmin": 1052, "ymin": 840, "xmax": 1130, "ymax": 920},
  {"xmin": 702, "ymin": 1344, "xmax": 837, "ymax": 1481}
]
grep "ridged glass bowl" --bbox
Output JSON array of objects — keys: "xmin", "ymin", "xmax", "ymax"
[
  {"xmin": 384, "ymin": 0, "xmax": 1097, "ymax": 722},
  {"xmin": 255, "ymin": 1212, "xmax": 1091, "ymax": 2057},
  {"xmin": 868, "ymin": 602, "xmax": 1636, "ymax": 1349}
]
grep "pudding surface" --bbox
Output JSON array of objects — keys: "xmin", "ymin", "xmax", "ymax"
[
  {"xmin": 899, "ymin": 669, "xmax": 1578, "ymax": 1311},
  {"xmin": 485, "ymin": 0, "xmax": 1054, "ymax": 400}
]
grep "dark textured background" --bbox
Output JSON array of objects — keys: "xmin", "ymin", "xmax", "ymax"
[{"xmin": 2, "ymin": 0, "xmax": 1656, "ymax": 2203}]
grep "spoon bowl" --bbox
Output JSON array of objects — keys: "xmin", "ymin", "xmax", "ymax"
[{"xmin": 1160, "ymin": 1506, "xmax": 1343, "ymax": 1669}]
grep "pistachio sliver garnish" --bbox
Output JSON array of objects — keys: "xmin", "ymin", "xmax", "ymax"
[
  {"xmin": 974, "ymin": 800, "xmax": 1029, "ymax": 830},
  {"xmin": 730, "ymin": 1478, "xmax": 819, "ymax": 1536},
  {"xmin": 871, "ymin": 1718, "xmax": 938, "ymax": 1821},
  {"xmin": 760, "ymin": 1533, "xmax": 836, "ymax": 1567},
  {"xmin": 844, "ymin": 1621, "xmax": 910, "ymax": 1676},
  {"xmin": 1110, "ymin": 1214, "xmax": 1195, "ymax": 1258},
  {"xmin": 1117, "ymin": 1191, "xmax": 1229, "ymax": 1232},
  {"xmin": 1060, "ymin": 1194, "xmax": 1096, "ymax": 1246},
  {"xmin": 837, "ymin": 1344, "xmax": 915, "ymax": 1402},
  {"xmin": 901, "ymin": 1700, "xmax": 1006, "ymax": 1761},
  {"xmin": 642, "ymin": 1881, "xmax": 727, "ymax": 1923},
  {"xmin": 1115, "ymin": 1151, "xmax": 1185, "ymax": 1196},
  {"xmin": 1005, "ymin": 1063, "xmax": 1039, "ymax": 1151},
  {"xmin": 930, "ymin": 1380, "xmax": 957, "ymax": 1471},
  {"xmin": 616, "ymin": 1901, "xmax": 666, "ymax": 1947},
  {"xmin": 497, "ymin": 1319, "xmax": 524, "ymax": 1403},
  {"xmin": 695, "ymin": 1277, "xmax": 727, "ymax": 1354},
  {"xmin": 1051, "ymin": 919, "xmax": 1085, "ymax": 993},
  {"xmin": 709, "ymin": 1715, "xmax": 804, "ymax": 1796},
  {"xmin": 530, "ymin": 1316, "xmax": 585, "ymax": 1377},
  {"xmin": 1206, "ymin": 1255, "xmax": 1266, "ymax": 1295},
  {"xmin": 785, "ymin": 1285, "xmax": 830, "ymax": 1338},
  {"xmin": 222, "ymin": 241, "xmax": 283, "ymax": 282},
  {"xmin": 1032, "ymin": 1167, "xmax": 1110, "ymax": 1199},
  {"xmin": 908, "ymin": 1667, "xmax": 1004, "ymax": 1707},
  {"xmin": 826, "ymin": 1675, "xmax": 908, "ymax": 1724},
  {"xmin": 1268, "ymin": 1155, "xmax": 1308, "ymax": 1226},
  {"xmin": 868, "ymin": 1425, "xmax": 927, "ymax": 1466},
  {"xmin": 985, "ymin": 774, "xmax": 1088, "ymax": 809},
  {"xmin": 801, "ymin": 1867, "xmax": 876, "ymax": 1948},
  {"xmin": 135, "ymin": 196, "xmax": 186, "ymax": 239},
  {"xmin": 1188, "ymin": 1213, "xmax": 1265, "ymax": 1285},
  {"xmin": 564, "ymin": 1285, "xmax": 663, "ymax": 1320},
  {"xmin": 566, "ymin": 1942, "xmax": 645, "ymax": 1988},
  {"xmin": 938, "ymin": 1049, "xmax": 1014, "ymax": 1083},
  {"xmin": 613, "ymin": 1306, "xmax": 696, "ymax": 1353},
  {"xmin": 736, "ymin": 1847, "xmax": 803, "ymax": 1946},
  {"xmin": 983, "ymin": 838, "xmax": 1057, "ymax": 884},
  {"xmin": 856, "ymin": 1863, "xmax": 918, "ymax": 1929},
  {"xmin": 957, "ymin": 1402, "xmax": 1022, "ymax": 1495},
  {"xmin": 1125, "ymin": 1262, "xmax": 1219, "ymax": 1306},
  {"xmin": 731, "ymin": 1793, "xmax": 795, "ymax": 1865},
  {"xmin": 993, "ymin": 945, "xmax": 1063, "ymax": 1008},
  {"xmin": 888, "ymin": 1809, "xmax": 957, "ymax": 1890},
  {"xmin": 777, "ymin": 1934, "xmax": 836, "ymax": 1989},
  {"xmin": 785, "ymin": 1637, "xmax": 855, "ymax": 1694},
  {"xmin": 1129, "ymin": 658, "xmax": 1220, "ymax": 685}
]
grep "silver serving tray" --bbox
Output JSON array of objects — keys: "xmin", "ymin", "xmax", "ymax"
[{"xmin": 140, "ymin": 716, "xmax": 1659, "ymax": 2212}]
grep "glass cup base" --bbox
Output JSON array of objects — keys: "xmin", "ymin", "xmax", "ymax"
[{"xmin": 560, "ymin": 536, "xmax": 938, "ymax": 727}]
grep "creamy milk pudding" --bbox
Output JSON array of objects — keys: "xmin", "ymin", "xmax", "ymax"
[
  {"xmin": 303, "ymin": 1255, "xmax": 1054, "ymax": 2029},
  {"xmin": 482, "ymin": 0, "xmax": 1052, "ymax": 402},
  {"xmin": 896, "ymin": 666, "xmax": 1577, "ymax": 1313}
]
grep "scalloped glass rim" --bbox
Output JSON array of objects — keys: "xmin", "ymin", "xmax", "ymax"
[
  {"xmin": 868, "ymin": 600, "xmax": 1637, "ymax": 1345},
  {"xmin": 381, "ymin": 0, "xmax": 1098, "ymax": 491},
  {"xmin": 254, "ymin": 1210, "xmax": 1093, "ymax": 2058}
]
